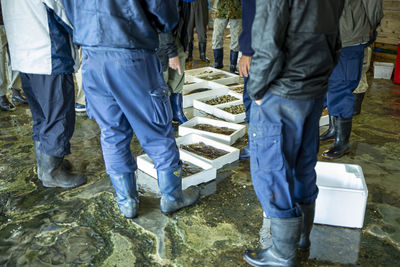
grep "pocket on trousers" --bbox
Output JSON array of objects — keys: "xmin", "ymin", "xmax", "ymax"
[
  {"xmin": 251, "ymin": 123, "xmax": 284, "ymax": 171},
  {"xmin": 149, "ymin": 88, "xmax": 172, "ymax": 126}
]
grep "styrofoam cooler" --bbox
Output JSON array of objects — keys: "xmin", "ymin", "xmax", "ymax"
[
  {"xmin": 184, "ymin": 75, "xmax": 204, "ymax": 85},
  {"xmin": 185, "ymin": 66, "xmax": 225, "ymax": 77},
  {"xmin": 175, "ymin": 134, "xmax": 240, "ymax": 168},
  {"xmin": 373, "ymin": 62, "xmax": 394, "ymax": 79},
  {"xmin": 136, "ymin": 150, "xmax": 217, "ymax": 190},
  {"xmin": 314, "ymin": 161, "xmax": 368, "ymax": 228},
  {"xmin": 182, "ymin": 81, "xmax": 228, "ymax": 108},
  {"xmin": 213, "ymin": 75, "xmax": 244, "ymax": 86},
  {"xmin": 178, "ymin": 116, "xmax": 246, "ymax": 145}
]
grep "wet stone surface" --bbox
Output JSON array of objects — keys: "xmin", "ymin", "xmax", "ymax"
[{"xmin": 1, "ymin": 74, "xmax": 400, "ymax": 266}]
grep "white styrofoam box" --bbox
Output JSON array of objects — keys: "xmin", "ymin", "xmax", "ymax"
[
  {"xmin": 182, "ymin": 81, "xmax": 228, "ymax": 108},
  {"xmin": 197, "ymin": 71, "xmax": 237, "ymax": 82},
  {"xmin": 175, "ymin": 133, "xmax": 240, "ymax": 168},
  {"xmin": 193, "ymin": 90, "xmax": 242, "ymax": 111},
  {"xmin": 184, "ymin": 75, "xmax": 204, "ymax": 86},
  {"xmin": 228, "ymin": 84, "xmax": 245, "ymax": 98},
  {"xmin": 185, "ymin": 66, "xmax": 224, "ymax": 77},
  {"xmin": 373, "ymin": 62, "xmax": 394, "ymax": 79},
  {"xmin": 136, "ymin": 150, "xmax": 217, "ymax": 190},
  {"xmin": 194, "ymin": 100, "xmax": 245, "ymax": 123},
  {"xmin": 213, "ymin": 75, "xmax": 244, "ymax": 86},
  {"xmin": 314, "ymin": 161, "xmax": 368, "ymax": 228},
  {"xmin": 178, "ymin": 116, "xmax": 246, "ymax": 145},
  {"xmin": 319, "ymin": 115, "xmax": 329, "ymax": 126}
]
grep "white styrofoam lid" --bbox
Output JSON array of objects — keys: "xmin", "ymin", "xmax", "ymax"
[{"xmin": 315, "ymin": 162, "xmax": 365, "ymax": 190}]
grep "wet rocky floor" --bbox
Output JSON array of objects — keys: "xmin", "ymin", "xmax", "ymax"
[{"xmin": 1, "ymin": 50, "xmax": 400, "ymax": 266}]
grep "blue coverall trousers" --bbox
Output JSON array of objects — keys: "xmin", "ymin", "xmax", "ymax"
[
  {"xmin": 249, "ymin": 92, "xmax": 324, "ymax": 218},
  {"xmin": 20, "ymin": 73, "xmax": 75, "ymax": 158},
  {"xmin": 81, "ymin": 48, "xmax": 180, "ymax": 175},
  {"xmin": 326, "ymin": 45, "xmax": 364, "ymax": 119}
]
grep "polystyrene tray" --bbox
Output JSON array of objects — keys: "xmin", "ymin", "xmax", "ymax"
[
  {"xmin": 315, "ymin": 161, "xmax": 368, "ymax": 228},
  {"xmin": 185, "ymin": 67, "xmax": 225, "ymax": 77},
  {"xmin": 213, "ymin": 75, "xmax": 244, "ymax": 86},
  {"xmin": 182, "ymin": 81, "xmax": 228, "ymax": 108},
  {"xmin": 179, "ymin": 116, "xmax": 246, "ymax": 145},
  {"xmin": 175, "ymin": 133, "xmax": 239, "ymax": 168},
  {"xmin": 136, "ymin": 150, "xmax": 217, "ymax": 190},
  {"xmin": 184, "ymin": 75, "xmax": 204, "ymax": 86}
]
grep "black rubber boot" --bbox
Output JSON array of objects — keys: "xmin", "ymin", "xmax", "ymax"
[
  {"xmin": 157, "ymin": 162, "xmax": 200, "ymax": 214},
  {"xmin": 11, "ymin": 88, "xmax": 28, "ymax": 104},
  {"xmin": 199, "ymin": 42, "xmax": 210, "ymax": 63},
  {"xmin": 0, "ymin": 95, "xmax": 15, "ymax": 111},
  {"xmin": 213, "ymin": 48, "xmax": 224, "ymax": 69},
  {"xmin": 298, "ymin": 203, "xmax": 315, "ymax": 250},
  {"xmin": 109, "ymin": 173, "xmax": 139, "ymax": 218},
  {"xmin": 186, "ymin": 42, "xmax": 193, "ymax": 62},
  {"xmin": 230, "ymin": 50, "xmax": 239, "ymax": 73},
  {"xmin": 322, "ymin": 117, "xmax": 352, "ymax": 159},
  {"xmin": 259, "ymin": 215, "xmax": 272, "ymax": 249},
  {"xmin": 170, "ymin": 93, "xmax": 188, "ymax": 124},
  {"xmin": 244, "ymin": 217, "xmax": 302, "ymax": 267},
  {"xmin": 38, "ymin": 151, "xmax": 87, "ymax": 188},
  {"xmin": 319, "ymin": 115, "xmax": 336, "ymax": 141},
  {"xmin": 353, "ymin": 93, "xmax": 365, "ymax": 116},
  {"xmin": 239, "ymin": 144, "xmax": 250, "ymax": 159},
  {"xmin": 33, "ymin": 141, "xmax": 42, "ymax": 178}
]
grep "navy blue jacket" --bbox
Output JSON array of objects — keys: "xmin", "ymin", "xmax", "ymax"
[
  {"xmin": 238, "ymin": 0, "xmax": 255, "ymax": 57},
  {"xmin": 62, "ymin": 0, "xmax": 179, "ymax": 51}
]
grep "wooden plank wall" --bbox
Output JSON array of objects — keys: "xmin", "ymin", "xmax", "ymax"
[{"xmin": 374, "ymin": 0, "xmax": 400, "ymax": 64}]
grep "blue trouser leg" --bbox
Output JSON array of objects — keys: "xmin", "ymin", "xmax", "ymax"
[
  {"xmin": 327, "ymin": 45, "xmax": 364, "ymax": 119},
  {"xmin": 249, "ymin": 92, "xmax": 324, "ymax": 218},
  {"xmin": 81, "ymin": 48, "xmax": 180, "ymax": 174},
  {"xmin": 243, "ymin": 76, "xmax": 252, "ymax": 124},
  {"xmin": 20, "ymin": 73, "xmax": 75, "ymax": 157}
]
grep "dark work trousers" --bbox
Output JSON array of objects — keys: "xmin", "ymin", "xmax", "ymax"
[
  {"xmin": 243, "ymin": 76, "xmax": 252, "ymax": 123},
  {"xmin": 249, "ymin": 91, "xmax": 324, "ymax": 218},
  {"xmin": 81, "ymin": 48, "xmax": 180, "ymax": 175},
  {"xmin": 20, "ymin": 73, "xmax": 75, "ymax": 158},
  {"xmin": 187, "ymin": 0, "xmax": 208, "ymax": 44},
  {"xmin": 326, "ymin": 44, "xmax": 364, "ymax": 119}
]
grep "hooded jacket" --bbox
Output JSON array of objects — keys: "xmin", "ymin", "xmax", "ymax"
[
  {"xmin": 61, "ymin": 0, "xmax": 178, "ymax": 51},
  {"xmin": 248, "ymin": 0, "xmax": 344, "ymax": 101}
]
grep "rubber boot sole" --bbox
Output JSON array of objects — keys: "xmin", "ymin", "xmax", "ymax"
[{"xmin": 321, "ymin": 149, "xmax": 350, "ymax": 159}]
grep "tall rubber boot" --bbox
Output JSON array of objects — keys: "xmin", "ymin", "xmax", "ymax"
[
  {"xmin": 186, "ymin": 42, "xmax": 193, "ymax": 62},
  {"xmin": 11, "ymin": 88, "xmax": 28, "ymax": 104},
  {"xmin": 298, "ymin": 203, "xmax": 315, "ymax": 250},
  {"xmin": 230, "ymin": 50, "xmax": 239, "ymax": 73},
  {"xmin": 199, "ymin": 42, "xmax": 210, "ymax": 63},
  {"xmin": 239, "ymin": 144, "xmax": 250, "ymax": 159},
  {"xmin": 319, "ymin": 115, "xmax": 336, "ymax": 141},
  {"xmin": 0, "ymin": 95, "xmax": 15, "ymax": 111},
  {"xmin": 213, "ymin": 48, "xmax": 224, "ymax": 69},
  {"xmin": 244, "ymin": 217, "xmax": 302, "ymax": 267},
  {"xmin": 259, "ymin": 214, "xmax": 272, "ymax": 249},
  {"xmin": 322, "ymin": 117, "xmax": 352, "ymax": 159},
  {"xmin": 33, "ymin": 141, "xmax": 42, "ymax": 179},
  {"xmin": 109, "ymin": 173, "xmax": 139, "ymax": 218},
  {"xmin": 38, "ymin": 151, "xmax": 87, "ymax": 188},
  {"xmin": 157, "ymin": 162, "xmax": 200, "ymax": 214},
  {"xmin": 170, "ymin": 93, "xmax": 188, "ymax": 124},
  {"xmin": 353, "ymin": 93, "xmax": 365, "ymax": 116}
]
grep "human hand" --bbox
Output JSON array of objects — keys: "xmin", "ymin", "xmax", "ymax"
[
  {"xmin": 238, "ymin": 55, "xmax": 252, "ymax": 77},
  {"xmin": 169, "ymin": 56, "xmax": 182, "ymax": 75},
  {"xmin": 255, "ymin": 99, "xmax": 262, "ymax": 106}
]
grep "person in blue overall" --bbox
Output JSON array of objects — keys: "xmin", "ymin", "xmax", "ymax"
[
  {"xmin": 243, "ymin": 1, "xmax": 344, "ymax": 266},
  {"xmin": 237, "ymin": 0, "xmax": 255, "ymax": 159},
  {"xmin": 62, "ymin": 0, "xmax": 200, "ymax": 219},
  {"xmin": 320, "ymin": 0, "xmax": 384, "ymax": 159}
]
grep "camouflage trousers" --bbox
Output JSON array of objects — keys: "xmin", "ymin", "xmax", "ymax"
[
  {"xmin": 0, "ymin": 26, "xmax": 21, "ymax": 96},
  {"xmin": 212, "ymin": 18, "xmax": 242, "ymax": 51},
  {"xmin": 353, "ymin": 46, "xmax": 372, "ymax": 94}
]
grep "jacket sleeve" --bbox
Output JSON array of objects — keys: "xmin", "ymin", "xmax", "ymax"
[
  {"xmin": 238, "ymin": 0, "xmax": 255, "ymax": 56},
  {"xmin": 361, "ymin": 0, "xmax": 384, "ymax": 29},
  {"xmin": 143, "ymin": 0, "xmax": 179, "ymax": 33},
  {"xmin": 159, "ymin": 32, "xmax": 178, "ymax": 59},
  {"xmin": 247, "ymin": 0, "xmax": 290, "ymax": 100}
]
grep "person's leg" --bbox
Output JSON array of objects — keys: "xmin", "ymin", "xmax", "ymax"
[
  {"xmin": 20, "ymin": 73, "xmax": 86, "ymax": 188},
  {"xmin": 167, "ymin": 41, "xmax": 188, "ymax": 124},
  {"xmin": 186, "ymin": 2, "xmax": 195, "ymax": 62},
  {"xmin": 195, "ymin": 0, "xmax": 210, "ymax": 62},
  {"xmin": 353, "ymin": 46, "xmax": 371, "ymax": 115},
  {"xmin": 239, "ymin": 75, "xmax": 252, "ymax": 159},
  {"xmin": 244, "ymin": 92, "xmax": 318, "ymax": 266},
  {"xmin": 229, "ymin": 19, "xmax": 242, "ymax": 73},
  {"xmin": 212, "ymin": 18, "xmax": 227, "ymax": 69},
  {"xmin": 0, "ymin": 26, "xmax": 14, "ymax": 111},
  {"xmin": 83, "ymin": 48, "xmax": 199, "ymax": 214},
  {"xmin": 293, "ymin": 96, "xmax": 324, "ymax": 250},
  {"xmin": 324, "ymin": 45, "xmax": 364, "ymax": 158}
]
